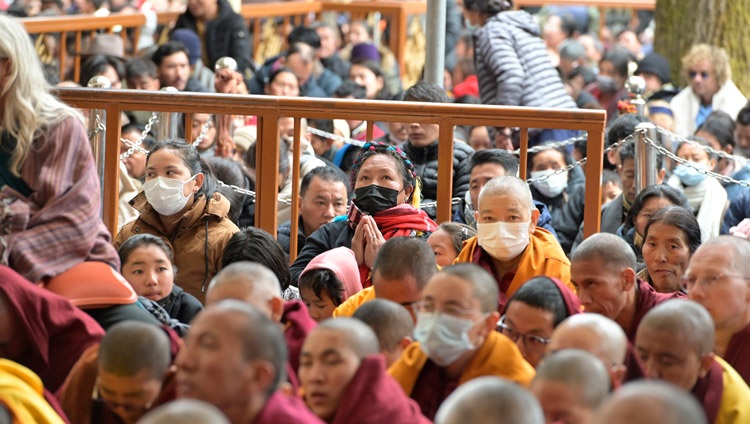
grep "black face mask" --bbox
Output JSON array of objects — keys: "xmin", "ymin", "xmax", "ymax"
[{"xmin": 353, "ymin": 184, "xmax": 401, "ymax": 215}]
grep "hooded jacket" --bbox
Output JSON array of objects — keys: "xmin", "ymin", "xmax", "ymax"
[
  {"xmin": 300, "ymin": 247, "xmax": 363, "ymax": 301},
  {"xmin": 474, "ymin": 10, "xmax": 577, "ymax": 110},
  {"xmin": 114, "ymin": 192, "xmax": 239, "ymax": 303}
]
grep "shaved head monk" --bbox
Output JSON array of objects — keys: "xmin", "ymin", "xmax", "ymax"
[
  {"xmin": 175, "ymin": 301, "xmax": 322, "ymax": 424},
  {"xmin": 298, "ymin": 318, "xmax": 429, "ymax": 424},
  {"xmin": 455, "ymin": 176, "xmax": 572, "ymax": 311},
  {"xmin": 635, "ymin": 299, "xmax": 750, "ymax": 424},
  {"xmin": 686, "ymin": 235, "xmax": 750, "ymax": 385},
  {"xmin": 206, "ymin": 261, "xmax": 316, "ymax": 375},
  {"xmin": 434, "ymin": 376, "xmax": 544, "ymax": 424},
  {"xmin": 530, "ymin": 349, "xmax": 610, "ymax": 424},
  {"xmin": 139, "ymin": 399, "xmax": 229, "ymax": 424},
  {"xmin": 547, "ymin": 313, "xmax": 629, "ymax": 387},
  {"xmin": 388, "ymin": 263, "xmax": 535, "ymax": 420},
  {"xmin": 353, "ymin": 299, "xmax": 414, "ymax": 367},
  {"xmin": 594, "ymin": 380, "xmax": 707, "ymax": 424},
  {"xmin": 570, "ymin": 233, "xmax": 684, "ymax": 342}
]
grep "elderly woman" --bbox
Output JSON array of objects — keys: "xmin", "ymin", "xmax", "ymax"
[
  {"xmin": 291, "ymin": 142, "xmax": 437, "ymax": 285},
  {"xmin": 0, "ymin": 15, "xmax": 119, "ymax": 283}
]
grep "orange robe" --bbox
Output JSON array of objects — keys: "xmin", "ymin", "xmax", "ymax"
[{"xmin": 332, "ymin": 287, "xmax": 376, "ymax": 318}]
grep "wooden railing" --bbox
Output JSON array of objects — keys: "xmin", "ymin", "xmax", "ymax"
[
  {"xmin": 21, "ymin": 13, "xmax": 146, "ymax": 83},
  {"xmin": 54, "ymin": 88, "xmax": 607, "ymax": 257},
  {"xmin": 514, "ymin": 0, "xmax": 655, "ymax": 8}
]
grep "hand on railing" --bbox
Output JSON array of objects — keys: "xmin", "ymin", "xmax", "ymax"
[{"xmin": 214, "ymin": 57, "xmax": 247, "ymax": 95}]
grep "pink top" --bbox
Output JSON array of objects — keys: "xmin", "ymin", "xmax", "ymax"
[{"xmin": 300, "ymin": 247, "xmax": 363, "ymax": 300}]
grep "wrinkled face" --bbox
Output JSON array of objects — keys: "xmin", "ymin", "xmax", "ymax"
[
  {"xmin": 477, "ymin": 193, "xmax": 536, "ymax": 236},
  {"xmin": 571, "ymin": 258, "xmax": 629, "ymax": 320},
  {"xmin": 121, "ymin": 245, "xmax": 175, "ymax": 302},
  {"xmin": 687, "ymin": 59, "xmax": 719, "ymax": 102},
  {"xmin": 531, "ymin": 149, "xmax": 566, "ymax": 172},
  {"xmin": 347, "ymin": 23, "xmax": 370, "ymax": 45},
  {"xmin": 348, "ymin": 64, "xmax": 382, "ymax": 99},
  {"xmin": 469, "ymin": 163, "xmax": 507, "ymax": 209},
  {"xmin": 157, "ymin": 52, "xmax": 190, "ymax": 91},
  {"xmin": 145, "ymin": 149, "xmax": 202, "ymax": 199},
  {"xmin": 531, "ymin": 380, "xmax": 594, "ymax": 424},
  {"xmin": 120, "ymin": 129, "xmax": 147, "ymax": 179},
  {"xmin": 265, "ymin": 71, "xmax": 299, "ymax": 97},
  {"xmin": 299, "ymin": 329, "xmax": 362, "ymax": 422},
  {"xmin": 427, "ymin": 229, "xmax": 458, "ymax": 267},
  {"xmin": 372, "ymin": 270, "xmax": 420, "ymax": 321},
  {"xmin": 634, "ymin": 197, "xmax": 674, "ymax": 238},
  {"xmin": 642, "ymin": 223, "xmax": 691, "ymax": 293},
  {"xmin": 468, "ymin": 126, "xmax": 492, "ymax": 151},
  {"xmin": 98, "ymin": 369, "xmax": 163, "ymax": 424},
  {"xmin": 285, "ymin": 53, "xmax": 314, "ymax": 85},
  {"xmin": 316, "ymin": 26, "xmax": 337, "ymax": 59},
  {"xmin": 300, "ymin": 286, "xmax": 337, "ymax": 322},
  {"xmin": 353, "ymin": 154, "xmax": 411, "ymax": 205},
  {"xmin": 502, "ymin": 301, "xmax": 555, "ymax": 368},
  {"xmin": 175, "ymin": 311, "xmax": 253, "ymax": 407},
  {"xmin": 619, "ymin": 158, "xmax": 636, "ymax": 204},
  {"xmin": 191, "ymin": 113, "xmax": 217, "ymax": 151},
  {"xmin": 0, "ymin": 293, "xmax": 28, "ymax": 362},
  {"xmin": 635, "ymin": 327, "xmax": 709, "ymax": 390},
  {"xmin": 299, "ymin": 176, "xmax": 348, "ymax": 234},
  {"xmin": 407, "ymin": 122, "xmax": 439, "ymax": 148},
  {"xmin": 686, "ymin": 247, "xmax": 750, "ymax": 330}
]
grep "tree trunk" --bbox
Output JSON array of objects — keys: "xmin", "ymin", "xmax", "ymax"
[{"xmin": 654, "ymin": 0, "xmax": 750, "ymax": 96}]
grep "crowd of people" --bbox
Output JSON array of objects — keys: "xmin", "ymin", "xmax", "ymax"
[{"xmin": 2, "ymin": 0, "xmax": 750, "ymax": 423}]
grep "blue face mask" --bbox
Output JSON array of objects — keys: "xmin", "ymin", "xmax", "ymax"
[
  {"xmin": 673, "ymin": 163, "xmax": 708, "ymax": 187},
  {"xmin": 414, "ymin": 312, "xmax": 479, "ymax": 367}
]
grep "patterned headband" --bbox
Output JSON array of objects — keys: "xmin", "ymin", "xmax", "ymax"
[{"xmin": 350, "ymin": 142, "xmax": 418, "ymax": 186}]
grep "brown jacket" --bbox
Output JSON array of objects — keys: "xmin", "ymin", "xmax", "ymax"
[{"xmin": 114, "ymin": 192, "xmax": 239, "ymax": 302}]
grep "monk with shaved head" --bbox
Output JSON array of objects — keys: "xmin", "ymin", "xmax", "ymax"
[
  {"xmin": 595, "ymin": 381, "xmax": 707, "ymax": 424},
  {"xmin": 531, "ymin": 349, "xmax": 610, "ymax": 424},
  {"xmin": 455, "ymin": 176, "xmax": 572, "ymax": 311},
  {"xmin": 389, "ymin": 263, "xmax": 535, "ymax": 420},
  {"xmin": 547, "ymin": 313, "xmax": 629, "ymax": 387},
  {"xmin": 435, "ymin": 376, "xmax": 544, "ymax": 424},
  {"xmin": 686, "ymin": 235, "xmax": 750, "ymax": 385},
  {"xmin": 353, "ymin": 299, "xmax": 414, "ymax": 367},
  {"xmin": 298, "ymin": 318, "xmax": 429, "ymax": 424},
  {"xmin": 635, "ymin": 299, "xmax": 750, "ymax": 423}
]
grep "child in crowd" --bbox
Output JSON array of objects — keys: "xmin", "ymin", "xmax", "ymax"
[
  {"xmin": 601, "ymin": 169, "xmax": 623, "ymax": 207},
  {"xmin": 118, "ymin": 234, "xmax": 203, "ymax": 324},
  {"xmin": 427, "ymin": 222, "xmax": 477, "ymax": 267},
  {"xmin": 298, "ymin": 247, "xmax": 363, "ymax": 322}
]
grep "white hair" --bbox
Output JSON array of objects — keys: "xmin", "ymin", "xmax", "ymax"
[
  {"xmin": 557, "ymin": 313, "xmax": 628, "ymax": 364},
  {"xmin": 478, "ymin": 176, "xmax": 534, "ymax": 211}
]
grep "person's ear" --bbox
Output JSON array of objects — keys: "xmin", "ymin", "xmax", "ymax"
[
  {"xmin": 403, "ymin": 184, "xmax": 414, "ymax": 203},
  {"xmin": 246, "ymin": 360, "xmax": 276, "ymax": 394},
  {"xmin": 609, "ymin": 364, "xmax": 627, "ymax": 390},
  {"xmin": 529, "ymin": 208, "xmax": 540, "ymax": 233},
  {"xmin": 725, "ymin": 144, "xmax": 734, "ymax": 155},
  {"xmin": 481, "ymin": 311, "xmax": 500, "ymax": 335},
  {"xmin": 656, "ymin": 168, "xmax": 666, "ymax": 184},
  {"xmin": 193, "ymin": 172, "xmax": 205, "ymax": 192},
  {"xmin": 621, "ymin": 267, "xmax": 636, "ymax": 291},
  {"xmin": 698, "ymin": 352, "xmax": 715, "ymax": 379},
  {"xmin": 269, "ymin": 297, "xmax": 284, "ymax": 322},
  {"xmin": 607, "ymin": 148, "xmax": 619, "ymax": 168},
  {"xmin": 398, "ymin": 336, "xmax": 413, "ymax": 351}
]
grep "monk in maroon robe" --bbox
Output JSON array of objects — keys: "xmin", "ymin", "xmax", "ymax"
[{"xmin": 687, "ymin": 236, "xmax": 750, "ymax": 385}]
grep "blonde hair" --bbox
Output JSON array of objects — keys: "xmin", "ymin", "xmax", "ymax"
[
  {"xmin": 681, "ymin": 43, "xmax": 731, "ymax": 87},
  {"xmin": 0, "ymin": 15, "xmax": 82, "ymax": 176}
]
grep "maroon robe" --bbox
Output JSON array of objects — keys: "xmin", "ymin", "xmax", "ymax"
[
  {"xmin": 0, "ymin": 265, "xmax": 104, "ymax": 393},
  {"xmin": 282, "ymin": 300, "xmax": 317, "ymax": 373},
  {"xmin": 332, "ymin": 356, "xmax": 431, "ymax": 424},
  {"xmin": 626, "ymin": 279, "xmax": 685, "ymax": 342},
  {"xmin": 410, "ymin": 359, "xmax": 460, "ymax": 420},
  {"xmin": 472, "ymin": 245, "xmax": 515, "ymax": 311},
  {"xmin": 724, "ymin": 322, "xmax": 750, "ymax": 385},
  {"xmin": 254, "ymin": 391, "xmax": 323, "ymax": 424},
  {"xmin": 691, "ymin": 359, "xmax": 724, "ymax": 424}
]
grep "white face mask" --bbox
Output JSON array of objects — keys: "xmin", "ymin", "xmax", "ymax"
[
  {"xmin": 414, "ymin": 312, "xmax": 478, "ymax": 367},
  {"xmin": 143, "ymin": 175, "xmax": 197, "ymax": 216},
  {"xmin": 477, "ymin": 220, "xmax": 530, "ymax": 261},
  {"xmin": 530, "ymin": 169, "xmax": 568, "ymax": 198}
]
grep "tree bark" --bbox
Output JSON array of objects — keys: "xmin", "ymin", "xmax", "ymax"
[{"xmin": 654, "ymin": 0, "xmax": 750, "ymax": 96}]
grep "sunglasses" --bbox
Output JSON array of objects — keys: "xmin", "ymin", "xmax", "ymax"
[{"xmin": 689, "ymin": 71, "xmax": 710, "ymax": 80}]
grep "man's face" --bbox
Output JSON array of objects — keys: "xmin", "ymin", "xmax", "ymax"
[
  {"xmin": 686, "ymin": 246, "xmax": 750, "ymax": 330},
  {"xmin": 299, "ymin": 176, "xmax": 348, "ymax": 235},
  {"xmin": 386, "ymin": 121, "xmax": 408, "ymax": 144},
  {"xmin": 187, "ymin": 0, "xmax": 213, "ymax": 19},
  {"xmin": 372, "ymin": 270, "xmax": 420, "ymax": 322},
  {"xmin": 191, "ymin": 113, "xmax": 216, "ymax": 151},
  {"xmin": 735, "ymin": 124, "xmax": 750, "ymax": 156},
  {"xmin": 98, "ymin": 369, "xmax": 163, "ymax": 424},
  {"xmin": 688, "ymin": 60, "xmax": 720, "ymax": 102},
  {"xmin": 469, "ymin": 163, "xmax": 508, "ymax": 209},
  {"xmin": 468, "ymin": 126, "xmax": 492, "ymax": 151},
  {"xmin": 298, "ymin": 329, "xmax": 361, "ymax": 422},
  {"xmin": 285, "ymin": 52, "xmax": 314, "ymax": 85},
  {"xmin": 477, "ymin": 193, "xmax": 537, "ymax": 236},
  {"xmin": 619, "ymin": 158, "xmax": 636, "ymax": 204},
  {"xmin": 601, "ymin": 181, "xmax": 622, "ymax": 206},
  {"xmin": 502, "ymin": 301, "xmax": 555, "ymax": 368},
  {"xmin": 316, "ymin": 27, "xmax": 337, "ymax": 59},
  {"xmin": 157, "ymin": 52, "xmax": 190, "ymax": 91},
  {"xmin": 571, "ymin": 257, "xmax": 630, "ymax": 321},
  {"xmin": 634, "ymin": 327, "xmax": 710, "ymax": 391},
  {"xmin": 407, "ymin": 122, "xmax": 439, "ymax": 148},
  {"xmin": 531, "ymin": 380, "xmax": 594, "ymax": 424},
  {"xmin": 127, "ymin": 75, "xmax": 160, "ymax": 91}
]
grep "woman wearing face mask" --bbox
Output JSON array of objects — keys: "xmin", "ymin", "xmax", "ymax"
[
  {"xmin": 114, "ymin": 140, "xmax": 240, "ymax": 303},
  {"xmin": 291, "ymin": 142, "xmax": 438, "ymax": 285},
  {"xmin": 667, "ymin": 137, "xmax": 728, "ymax": 241},
  {"xmin": 528, "ymin": 147, "xmax": 585, "ymax": 254}
]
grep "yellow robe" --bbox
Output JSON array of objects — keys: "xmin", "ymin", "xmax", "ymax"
[
  {"xmin": 332, "ymin": 286, "xmax": 376, "ymax": 317},
  {"xmin": 716, "ymin": 356, "xmax": 750, "ymax": 424},
  {"xmin": 0, "ymin": 359, "xmax": 65, "ymax": 424}
]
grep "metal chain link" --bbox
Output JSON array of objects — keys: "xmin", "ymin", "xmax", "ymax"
[
  {"xmin": 306, "ymin": 126, "xmax": 366, "ymax": 147},
  {"xmin": 655, "ymin": 127, "xmax": 746, "ymax": 162},
  {"xmin": 87, "ymin": 113, "xmax": 106, "ymax": 139},
  {"xmin": 191, "ymin": 117, "xmax": 213, "ymax": 148},
  {"xmin": 120, "ymin": 113, "xmax": 158, "ymax": 160}
]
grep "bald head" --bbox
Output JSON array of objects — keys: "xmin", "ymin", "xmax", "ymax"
[
  {"xmin": 549, "ymin": 313, "xmax": 628, "ymax": 365},
  {"xmin": 637, "ymin": 300, "xmax": 715, "ymax": 355},
  {"xmin": 435, "ymin": 377, "xmax": 544, "ymax": 424},
  {"xmin": 692, "ymin": 235, "xmax": 750, "ymax": 275},
  {"xmin": 138, "ymin": 399, "xmax": 230, "ymax": 424},
  {"xmin": 353, "ymin": 299, "xmax": 413, "ymax": 354},
  {"xmin": 99, "ymin": 321, "xmax": 171, "ymax": 380},
  {"xmin": 478, "ymin": 176, "xmax": 534, "ymax": 211},
  {"xmin": 372, "ymin": 237, "xmax": 437, "ymax": 291},
  {"xmin": 205, "ymin": 262, "xmax": 282, "ymax": 317},
  {"xmin": 441, "ymin": 263, "xmax": 499, "ymax": 314},
  {"xmin": 571, "ymin": 233, "xmax": 636, "ymax": 271},
  {"xmin": 314, "ymin": 318, "xmax": 380, "ymax": 358},
  {"xmin": 533, "ymin": 349, "xmax": 610, "ymax": 408},
  {"xmin": 594, "ymin": 381, "xmax": 707, "ymax": 424}
]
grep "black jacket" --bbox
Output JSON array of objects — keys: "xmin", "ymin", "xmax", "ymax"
[
  {"xmin": 290, "ymin": 220, "xmax": 353, "ymax": 284},
  {"xmin": 401, "ymin": 140, "xmax": 474, "ymax": 219},
  {"xmin": 531, "ymin": 183, "xmax": 586, "ymax": 254},
  {"xmin": 277, "ymin": 217, "xmax": 308, "ymax": 256},
  {"xmin": 157, "ymin": 285, "xmax": 203, "ymax": 325},
  {"xmin": 174, "ymin": 0, "xmax": 254, "ymax": 79}
]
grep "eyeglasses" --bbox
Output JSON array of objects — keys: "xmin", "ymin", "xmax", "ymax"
[
  {"xmin": 497, "ymin": 315, "xmax": 550, "ymax": 350},
  {"xmin": 689, "ymin": 71, "xmax": 710, "ymax": 80},
  {"xmin": 681, "ymin": 273, "xmax": 749, "ymax": 290}
]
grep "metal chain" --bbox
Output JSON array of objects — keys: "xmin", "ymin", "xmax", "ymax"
[
  {"xmin": 191, "ymin": 117, "xmax": 213, "ymax": 148},
  {"xmin": 120, "ymin": 113, "xmax": 159, "ymax": 160},
  {"xmin": 643, "ymin": 136, "xmax": 750, "ymax": 188},
  {"xmin": 87, "ymin": 113, "xmax": 106, "ymax": 139},
  {"xmin": 306, "ymin": 126, "xmax": 366, "ymax": 147},
  {"xmin": 512, "ymin": 134, "xmax": 588, "ymax": 156},
  {"xmin": 655, "ymin": 127, "xmax": 746, "ymax": 162}
]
